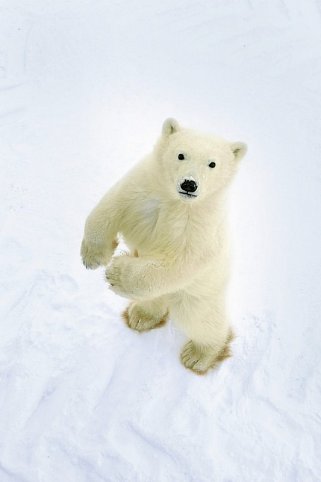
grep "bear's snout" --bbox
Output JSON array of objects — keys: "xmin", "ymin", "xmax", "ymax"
[{"xmin": 180, "ymin": 179, "xmax": 198, "ymax": 193}]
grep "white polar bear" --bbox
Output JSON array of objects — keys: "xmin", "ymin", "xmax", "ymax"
[{"xmin": 81, "ymin": 118, "xmax": 247, "ymax": 374}]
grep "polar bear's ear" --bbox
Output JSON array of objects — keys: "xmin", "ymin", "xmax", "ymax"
[
  {"xmin": 230, "ymin": 142, "xmax": 247, "ymax": 161},
  {"xmin": 162, "ymin": 118, "xmax": 180, "ymax": 136}
]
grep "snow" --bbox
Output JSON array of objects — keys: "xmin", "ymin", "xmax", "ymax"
[{"xmin": 1, "ymin": 0, "xmax": 321, "ymax": 480}]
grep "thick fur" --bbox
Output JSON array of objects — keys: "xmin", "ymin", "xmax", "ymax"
[{"xmin": 81, "ymin": 118, "xmax": 247, "ymax": 374}]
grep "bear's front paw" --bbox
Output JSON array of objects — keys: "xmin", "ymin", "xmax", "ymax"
[
  {"xmin": 105, "ymin": 255, "xmax": 132, "ymax": 297},
  {"xmin": 106, "ymin": 256, "xmax": 146, "ymax": 299},
  {"xmin": 81, "ymin": 239, "xmax": 111, "ymax": 269}
]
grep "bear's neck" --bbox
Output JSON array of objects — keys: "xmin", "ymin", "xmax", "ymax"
[{"xmin": 164, "ymin": 189, "xmax": 228, "ymax": 231}]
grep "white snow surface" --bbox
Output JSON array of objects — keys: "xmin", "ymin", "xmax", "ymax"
[{"xmin": 1, "ymin": 0, "xmax": 321, "ymax": 480}]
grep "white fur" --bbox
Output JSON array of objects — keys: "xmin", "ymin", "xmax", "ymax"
[{"xmin": 81, "ymin": 118, "xmax": 247, "ymax": 374}]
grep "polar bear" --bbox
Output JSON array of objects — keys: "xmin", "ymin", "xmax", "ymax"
[{"xmin": 81, "ymin": 118, "xmax": 247, "ymax": 374}]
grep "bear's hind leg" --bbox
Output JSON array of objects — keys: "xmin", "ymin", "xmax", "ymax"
[
  {"xmin": 180, "ymin": 330, "xmax": 234, "ymax": 375},
  {"xmin": 172, "ymin": 292, "xmax": 234, "ymax": 374},
  {"xmin": 123, "ymin": 297, "xmax": 168, "ymax": 332}
]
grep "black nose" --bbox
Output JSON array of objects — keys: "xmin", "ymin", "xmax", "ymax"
[{"xmin": 180, "ymin": 179, "xmax": 197, "ymax": 193}]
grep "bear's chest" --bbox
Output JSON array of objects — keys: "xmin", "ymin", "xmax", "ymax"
[
  {"xmin": 121, "ymin": 198, "xmax": 161, "ymax": 249},
  {"xmin": 138, "ymin": 198, "xmax": 160, "ymax": 229}
]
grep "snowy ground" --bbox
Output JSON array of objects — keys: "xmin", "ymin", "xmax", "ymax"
[{"xmin": 1, "ymin": 0, "xmax": 321, "ymax": 480}]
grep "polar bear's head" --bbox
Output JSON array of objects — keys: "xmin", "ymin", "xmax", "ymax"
[{"xmin": 155, "ymin": 118, "xmax": 247, "ymax": 203}]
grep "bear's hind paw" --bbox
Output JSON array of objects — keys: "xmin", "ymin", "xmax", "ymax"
[
  {"xmin": 180, "ymin": 339, "xmax": 232, "ymax": 375},
  {"xmin": 123, "ymin": 303, "xmax": 167, "ymax": 332}
]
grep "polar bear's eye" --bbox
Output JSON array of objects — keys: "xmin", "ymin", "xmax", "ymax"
[
  {"xmin": 178, "ymin": 153, "xmax": 185, "ymax": 160},
  {"xmin": 209, "ymin": 161, "xmax": 216, "ymax": 168}
]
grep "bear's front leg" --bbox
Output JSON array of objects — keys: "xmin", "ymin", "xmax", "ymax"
[
  {"xmin": 106, "ymin": 253, "xmax": 209, "ymax": 299},
  {"xmin": 81, "ymin": 186, "xmax": 122, "ymax": 269}
]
